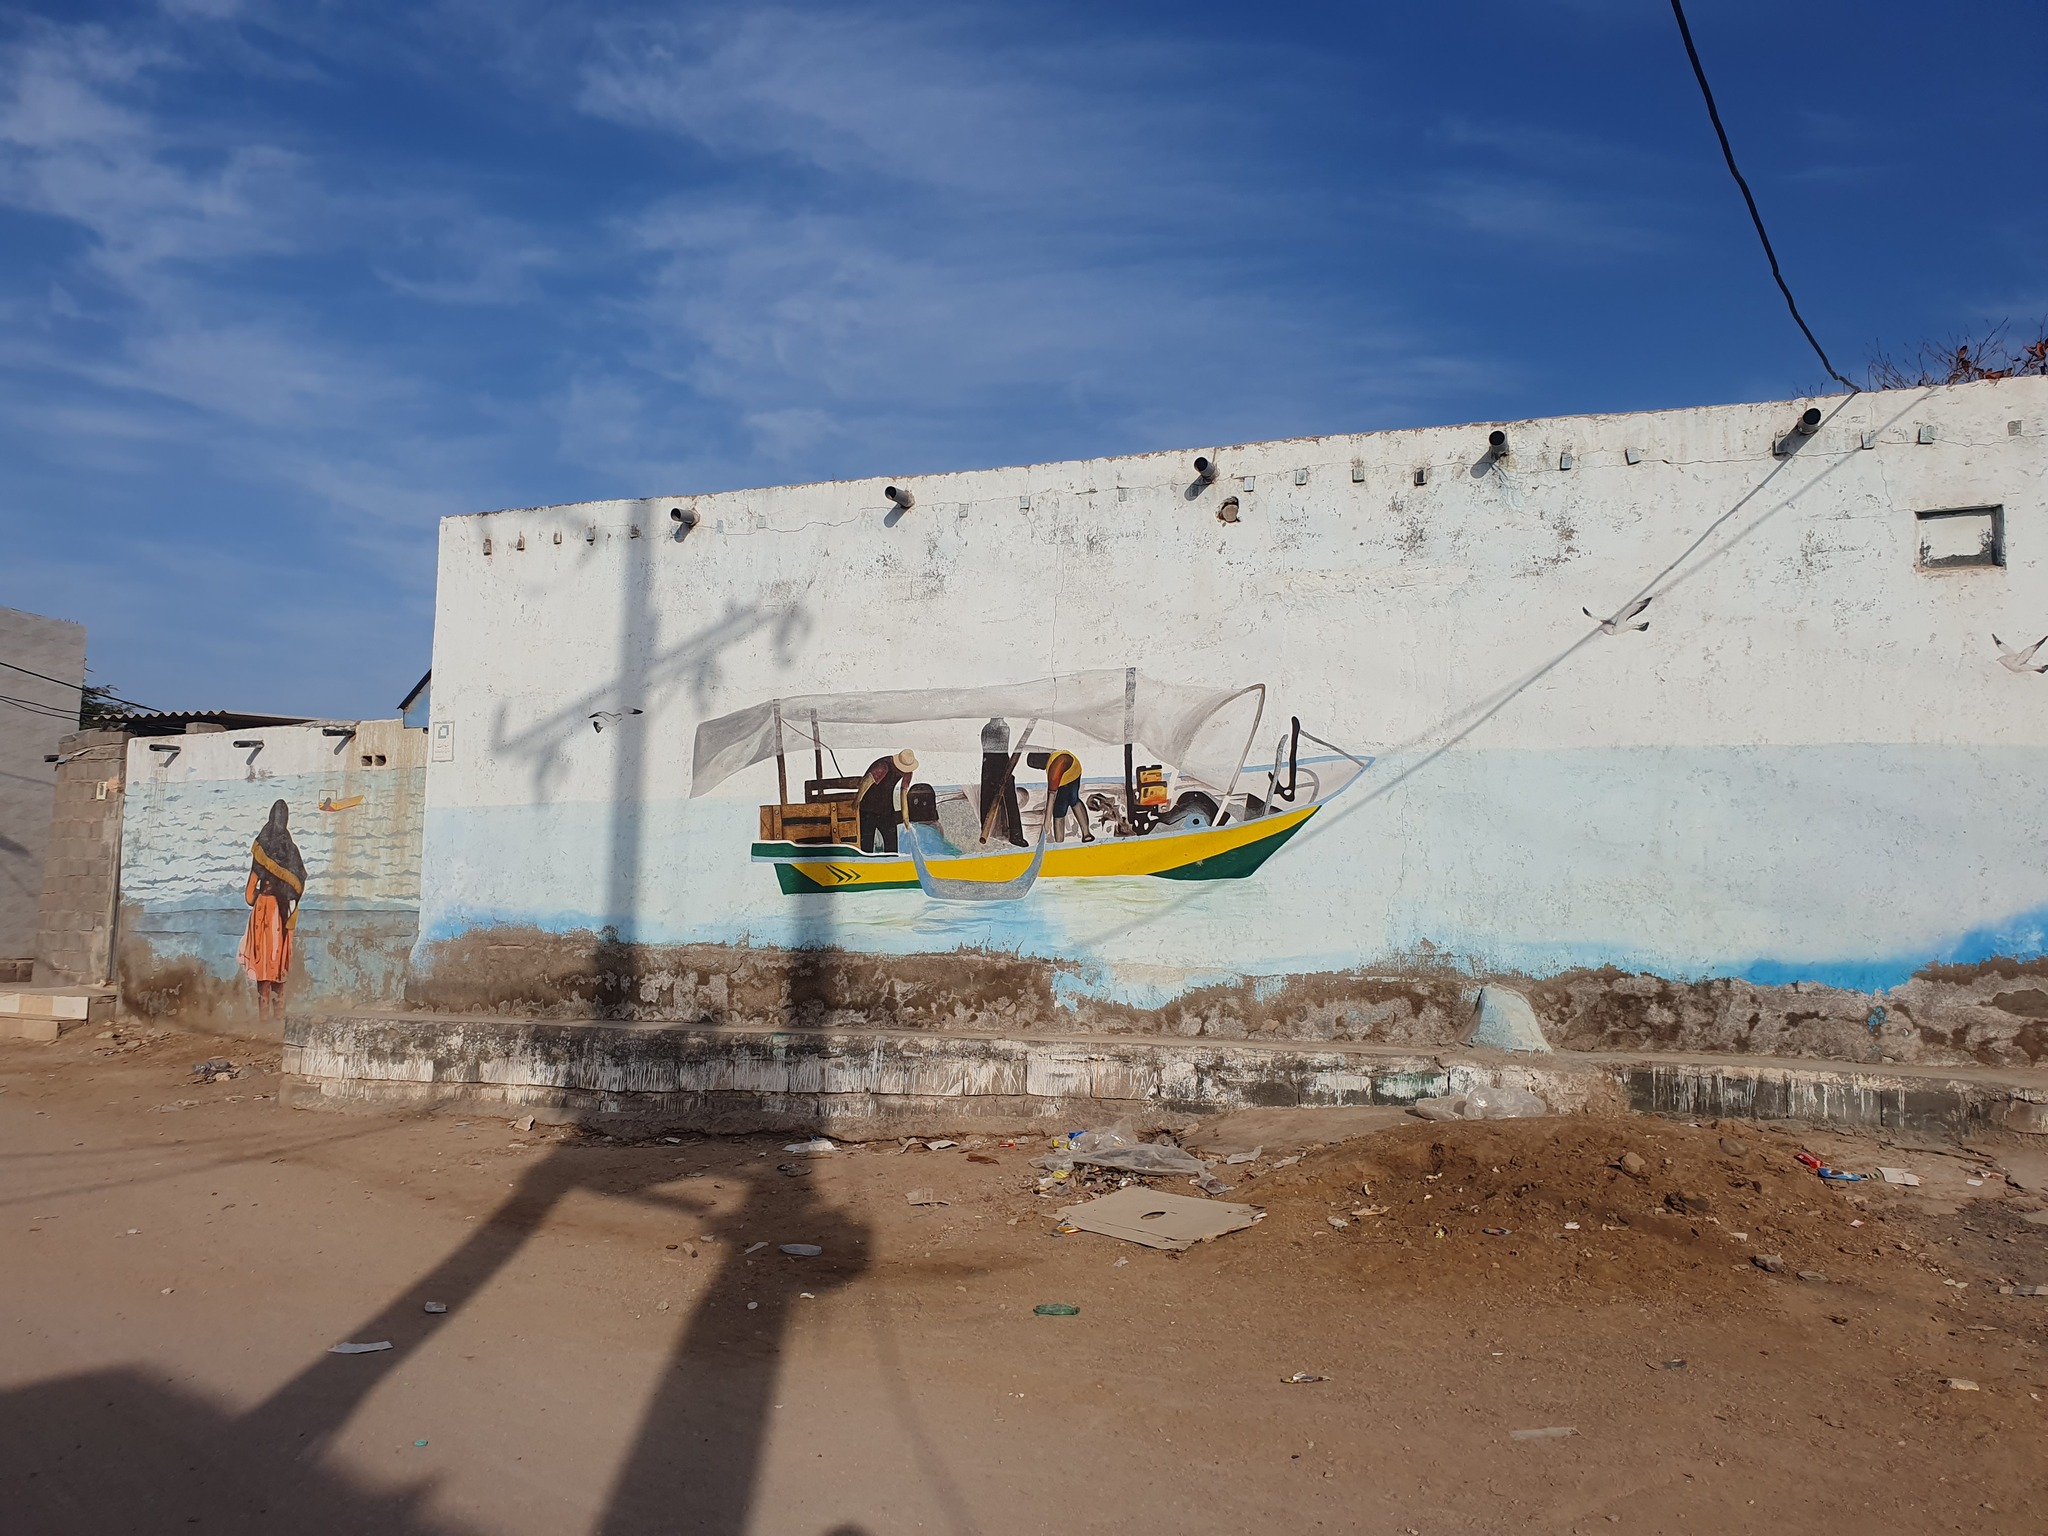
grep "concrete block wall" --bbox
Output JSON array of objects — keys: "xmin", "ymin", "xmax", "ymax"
[
  {"xmin": 0, "ymin": 607, "xmax": 86, "ymax": 962},
  {"xmin": 32, "ymin": 729, "xmax": 130, "ymax": 987}
]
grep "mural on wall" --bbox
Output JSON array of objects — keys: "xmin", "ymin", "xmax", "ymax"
[
  {"xmin": 691, "ymin": 668, "xmax": 1373, "ymax": 900},
  {"xmin": 238, "ymin": 799, "xmax": 306, "ymax": 1021}
]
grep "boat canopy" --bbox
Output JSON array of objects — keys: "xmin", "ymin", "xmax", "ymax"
[{"xmin": 690, "ymin": 670, "xmax": 1261, "ymax": 798}]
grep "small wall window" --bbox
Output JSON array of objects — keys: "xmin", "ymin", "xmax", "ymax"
[{"xmin": 1916, "ymin": 505, "xmax": 2003, "ymax": 570}]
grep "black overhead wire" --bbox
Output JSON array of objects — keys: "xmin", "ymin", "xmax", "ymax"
[
  {"xmin": 1668, "ymin": 0, "xmax": 1859, "ymax": 394},
  {"xmin": 0, "ymin": 657, "xmax": 157, "ymax": 715}
]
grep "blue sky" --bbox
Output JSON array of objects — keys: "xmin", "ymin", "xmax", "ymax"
[{"xmin": 1, "ymin": 1, "xmax": 2042, "ymax": 719}]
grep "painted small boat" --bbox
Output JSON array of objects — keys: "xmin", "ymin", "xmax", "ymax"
[{"xmin": 691, "ymin": 668, "xmax": 1371, "ymax": 901}]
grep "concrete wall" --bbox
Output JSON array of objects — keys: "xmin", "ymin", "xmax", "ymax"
[
  {"xmin": 410, "ymin": 378, "xmax": 2048, "ymax": 1066},
  {"xmin": 0, "ymin": 607, "xmax": 86, "ymax": 962},
  {"xmin": 117, "ymin": 720, "xmax": 425, "ymax": 1026},
  {"xmin": 32, "ymin": 729, "xmax": 128, "ymax": 986}
]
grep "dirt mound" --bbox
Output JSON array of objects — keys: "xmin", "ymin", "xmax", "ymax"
[{"xmin": 1212, "ymin": 1114, "xmax": 1916, "ymax": 1301}]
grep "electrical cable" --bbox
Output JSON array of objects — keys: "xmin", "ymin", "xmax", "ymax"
[
  {"xmin": 1668, "ymin": 0, "xmax": 1858, "ymax": 394},
  {"xmin": 0, "ymin": 657, "xmax": 157, "ymax": 714}
]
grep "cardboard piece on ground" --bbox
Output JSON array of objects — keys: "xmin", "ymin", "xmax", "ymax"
[
  {"xmin": 1056, "ymin": 1188, "xmax": 1262, "ymax": 1251},
  {"xmin": 1877, "ymin": 1167, "xmax": 1921, "ymax": 1186}
]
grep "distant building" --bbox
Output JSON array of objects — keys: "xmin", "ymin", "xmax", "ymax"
[{"xmin": 0, "ymin": 607, "xmax": 86, "ymax": 974}]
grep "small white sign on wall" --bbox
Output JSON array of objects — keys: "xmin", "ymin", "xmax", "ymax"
[{"xmin": 431, "ymin": 721, "xmax": 455, "ymax": 762}]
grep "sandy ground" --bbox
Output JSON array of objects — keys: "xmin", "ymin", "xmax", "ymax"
[{"xmin": 3, "ymin": 1024, "xmax": 2046, "ymax": 1536}]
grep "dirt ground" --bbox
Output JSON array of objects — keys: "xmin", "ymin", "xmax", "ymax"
[{"xmin": 3, "ymin": 1025, "xmax": 2046, "ymax": 1535}]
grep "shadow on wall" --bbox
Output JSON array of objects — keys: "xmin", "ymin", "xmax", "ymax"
[{"xmin": 0, "ymin": 1142, "xmax": 876, "ymax": 1536}]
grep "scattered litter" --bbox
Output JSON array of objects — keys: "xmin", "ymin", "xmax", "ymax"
[
  {"xmin": 1411, "ymin": 1086, "xmax": 1548, "ymax": 1122},
  {"xmin": 800, "ymin": 1292, "xmax": 816, "ymax": 1299},
  {"xmin": 1352, "ymin": 1205, "xmax": 1390, "ymax": 1219},
  {"xmin": 191, "ymin": 1058, "xmax": 239, "ymax": 1083},
  {"xmin": 1510, "ymin": 1427, "xmax": 1576, "ymax": 1441},
  {"xmin": 1877, "ymin": 1167, "xmax": 1921, "ymax": 1186},
  {"xmin": 1482, "ymin": 1227, "xmax": 1511, "ymax": 1237},
  {"xmin": 1053, "ymin": 1223, "xmax": 1080, "ymax": 1235},
  {"xmin": 743, "ymin": 1241, "xmax": 769, "ymax": 1255},
  {"xmin": 1327, "ymin": 1216, "xmax": 1349, "ymax": 1230},
  {"xmin": 1850, "ymin": 1219, "xmax": 1864, "ymax": 1228},
  {"xmin": 1967, "ymin": 1176, "xmax": 1985, "ymax": 1188},
  {"xmin": 1751, "ymin": 1254, "xmax": 1786, "ymax": 1274},
  {"xmin": 1282, "ymin": 1372, "xmax": 1327, "ymax": 1384},
  {"xmin": 906, "ymin": 1188, "xmax": 948, "ymax": 1206},
  {"xmin": 513, "ymin": 1114, "xmax": 535, "ymax": 1132},
  {"xmin": 1997, "ymin": 1285, "xmax": 2048, "ymax": 1296},
  {"xmin": 784, "ymin": 1138, "xmax": 836, "ymax": 1155},
  {"xmin": 1945, "ymin": 1378, "xmax": 1979, "ymax": 1391},
  {"xmin": 161, "ymin": 1287, "xmax": 174, "ymax": 1295},
  {"xmin": 779, "ymin": 1243, "xmax": 822, "ymax": 1257},
  {"xmin": 423, "ymin": 1302, "xmax": 447, "ymax": 1314},
  {"xmin": 1562, "ymin": 1221, "xmax": 1580, "ymax": 1231},
  {"xmin": 746, "ymin": 1301, "xmax": 759, "ymax": 1311},
  {"xmin": 1056, "ymin": 1188, "xmax": 1263, "ymax": 1252},
  {"xmin": 1039, "ymin": 1124, "xmax": 1207, "ymax": 1178},
  {"xmin": 1273, "ymin": 1154, "xmax": 1302, "ymax": 1170},
  {"xmin": 1033, "ymin": 1302, "xmax": 1080, "ymax": 1316},
  {"xmin": 1652, "ymin": 1359, "xmax": 1687, "ymax": 1371},
  {"xmin": 1112, "ymin": 1257, "xmax": 1128, "ymax": 1268},
  {"xmin": 1943, "ymin": 1279, "xmax": 1969, "ymax": 1289},
  {"xmin": 329, "ymin": 1341, "xmax": 393, "ymax": 1355},
  {"xmin": 927, "ymin": 1140, "xmax": 958, "ymax": 1151},
  {"xmin": 414, "ymin": 1440, "xmax": 428, "ymax": 1448},
  {"xmin": 1192, "ymin": 1174, "xmax": 1234, "ymax": 1196},
  {"xmin": 1797, "ymin": 1271, "xmax": 1829, "ymax": 1283},
  {"xmin": 660, "ymin": 1137, "xmax": 681, "ymax": 1144},
  {"xmin": 1225, "ymin": 1147, "xmax": 1264, "ymax": 1165},
  {"xmin": 776, "ymin": 1164, "xmax": 811, "ymax": 1178},
  {"xmin": 1796, "ymin": 1152, "xmax": 1867, "ymax": 1182}
]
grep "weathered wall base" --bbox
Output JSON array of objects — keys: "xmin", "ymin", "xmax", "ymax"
[
  {"xmin": 406, "ymin": 929, "xmax": 2048, "ymax": 1069},
  {"xmin": 286, "ymin": 1011, "xmax": 2047, "ymax": 1144}
]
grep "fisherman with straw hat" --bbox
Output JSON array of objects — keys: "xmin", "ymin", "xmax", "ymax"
[{"xmin": 857, "ymin": 747, "xmax": 920, "ymax": 853}]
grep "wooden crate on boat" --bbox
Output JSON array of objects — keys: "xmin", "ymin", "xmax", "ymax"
[{"xmin": 761, "ymin": 800, "xmax": 860, "ymax": 845}]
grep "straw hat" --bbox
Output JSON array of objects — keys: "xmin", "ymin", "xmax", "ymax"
[{"xmin": 893, "ymin": 748, "xmax": 920, "ymax": 774}]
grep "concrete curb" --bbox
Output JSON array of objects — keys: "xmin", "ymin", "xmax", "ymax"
[{"xmin": 284, "ymin": 1011, "xmax": 2048, "ymax": 1143}]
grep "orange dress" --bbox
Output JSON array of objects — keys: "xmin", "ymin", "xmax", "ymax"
[{"xmin": 238, "ymin": 853, "xmax": 299, "ymax": 984}]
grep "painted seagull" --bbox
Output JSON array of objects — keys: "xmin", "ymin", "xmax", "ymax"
[
  {"xmin": 589, "ymin": 708, "xmax": 645, "ymax": 733},
  {"xmin": 1993, "ymin": 634, "xmax": 2048, "ymax": 674},
  {"xmin": 1584, "ymin": 595, "xmax": 1652, "ymax": 635}
]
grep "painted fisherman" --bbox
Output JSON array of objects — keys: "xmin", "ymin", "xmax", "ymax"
[
  {"xmin": 978, "ymin": 717, "xmax": 1027, "ymax": 847},
  {"xmin": 239, "ymin": 799, "xmax": 305, "ymax": 1023},
  {"xmin": 1044, "ymin": 748, "xmax": 1094, "ymax": 844},
  {"xmin": 858, "ymin": 748, "xmax": 919, "ymax": 853}
]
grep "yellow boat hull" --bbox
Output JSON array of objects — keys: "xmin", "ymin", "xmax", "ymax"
[{"xmin": 759, "ymin": 804, "xmax": 1320, "ymax": 894}]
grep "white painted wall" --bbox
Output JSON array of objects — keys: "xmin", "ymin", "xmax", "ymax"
[{"xmin": 419, "ymin": 379, "xmax": 2048, "ymax": 1000}]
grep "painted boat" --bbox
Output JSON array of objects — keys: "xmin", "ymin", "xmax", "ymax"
[
  {"xmin": 693, "ymin": 668, "xmax": 1371, "ymax": 901},
  {"xmin": 757, "ymin": 799, "xmax": 1323, "ymax": 893}
]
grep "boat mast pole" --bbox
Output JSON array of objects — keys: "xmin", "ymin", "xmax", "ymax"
[
  {"xmin": 810, "ymin": 710, "xmax": 824, "ymax": 786},
  {"xmin": 772, "ymin": 699, "xmax": 788, "ymax": 806},
  {"xmin": 1122, "ymin": 666, "xmax": 1140, "ymax": 835}
]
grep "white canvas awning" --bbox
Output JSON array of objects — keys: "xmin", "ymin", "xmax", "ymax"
[{"xmin": 690, "ymin": 669, "xmax": 1263, "ymax": 797}]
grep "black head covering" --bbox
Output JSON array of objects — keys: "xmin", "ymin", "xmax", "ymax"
[{"xmin": 255, "ymin": 799, "xmax": 305, "ymax": 887}]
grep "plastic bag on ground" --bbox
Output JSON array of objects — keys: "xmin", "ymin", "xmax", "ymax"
[
  {"xmin": 1035, "ymin": 1121, "xmax": 1209, "ymax": 1177},
  {"xmin": 1410, "ymin": 1095, "xmax": 1467, "ymax": 1122},
  {"xmin": 1462, "ymin": 1084, "xmax": 1549, "ymax": 1119}
]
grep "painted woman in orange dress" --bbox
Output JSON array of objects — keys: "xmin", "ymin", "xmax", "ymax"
[{"xmin": 238, "ymin": 799, "xmax": 305, "ymax": 1022}]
